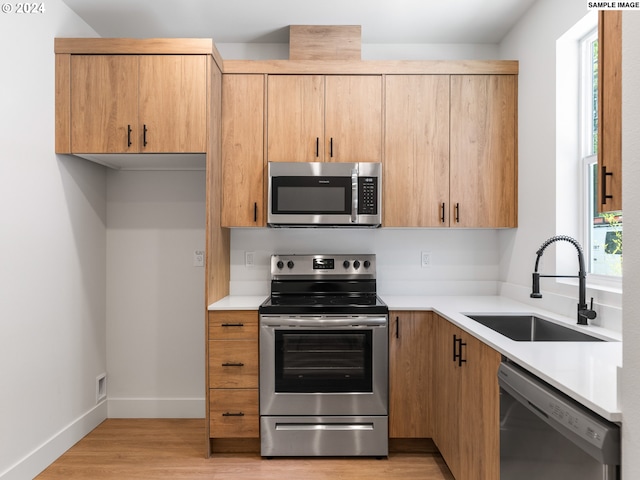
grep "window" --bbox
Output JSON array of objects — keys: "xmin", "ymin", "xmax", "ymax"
[{"xmin": 580, "ymin": 28, "xmax": 623, "ymax": 277}]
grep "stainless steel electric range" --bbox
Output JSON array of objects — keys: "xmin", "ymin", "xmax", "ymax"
[{"xmin": 258, "ymin": 254, "xmax": 389, "ymax": 457}]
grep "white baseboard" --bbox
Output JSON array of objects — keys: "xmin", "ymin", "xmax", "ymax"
[
  {"xmin": 0, "ymin": 401, "xmax": 107, "ymax": 480},
  {"xmin": 107, "ymin": 397, "xmax": 205, "ymax": 418}
]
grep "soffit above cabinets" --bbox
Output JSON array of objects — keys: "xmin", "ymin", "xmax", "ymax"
[{"xmin": 72, "ymin": 153, "xmax": 206, "ymax": 171}]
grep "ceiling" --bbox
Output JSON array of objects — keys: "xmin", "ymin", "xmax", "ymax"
[{"xmin": 61, "ymin": 0, "xmax": 538, "ymax": 45}]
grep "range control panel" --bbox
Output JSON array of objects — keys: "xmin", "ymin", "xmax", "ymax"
[{"xmin": 271, "ymin": 254, "xmax": 376, "ymax": 279}]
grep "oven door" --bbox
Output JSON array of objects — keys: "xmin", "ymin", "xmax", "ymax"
[{"xmin": 259, "ymin": 315, "xmax": 388, "ymax": 416}]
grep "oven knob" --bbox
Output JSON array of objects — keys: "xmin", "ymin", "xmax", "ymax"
[
  {"xmin": 276, "ymin": 260, "xmax": 284, "ymax": 269},
  {"xmin": 364, "ymin": 260, "xmax": 371, "ymax": 269},
  {"xmin": 353, "ymin": 260, "xmax": 360, "ymax": 270},
  {"xmin": 287, "ymin": 260, "xmax": 295, "ymax": 269},
  {"xmin": 343, "ymin": 260, "xmax": 350, "ymax": 269}
]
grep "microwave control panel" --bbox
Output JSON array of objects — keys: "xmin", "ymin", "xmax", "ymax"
[{"xmin": 358, "ymin": 177, "xmax": 378, "ymax": 215}]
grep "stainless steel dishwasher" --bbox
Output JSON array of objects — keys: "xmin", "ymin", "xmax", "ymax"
[{"xmin": 498, "ymin": 361, "xmax": 620, "ymax": 480}]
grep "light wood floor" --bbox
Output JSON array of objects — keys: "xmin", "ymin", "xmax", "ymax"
[{"xmin": 36, "ymin": 419, "xmax": 455, "ymax": 480}]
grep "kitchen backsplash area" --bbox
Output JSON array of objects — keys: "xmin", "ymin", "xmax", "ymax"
[{"xmin": 229, "ymin": 227, "xmax": 501, "ymax": 297}]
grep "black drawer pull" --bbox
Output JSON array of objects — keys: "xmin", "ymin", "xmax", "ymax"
[
  {"xmin": 440, "ymin": 202, "xmax": 446, "ymax": 223},
  {"xmin": 222, "ymin": 412, "xmax": 245, "ymax": 417},
  {"xmin": 127, "ymin": 124, "xmax": 132, "ymax": 147},
  {"xmin": 601, "ymin": 165, "xmax": 613, "ymax": 205},
  {"xmin": 221, "ymin": 362, "xmax": 244, "ymax": 367},
  {"xmin": 221, "ymin": 323, "xmax": 244, "ymax": 327},
  {"xmin": 143, "ymin": 124, "xmax": 148, "ymax": 147}
]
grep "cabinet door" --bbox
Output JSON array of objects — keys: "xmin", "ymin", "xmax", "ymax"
[
  {"xmin": 267, "ymin": 75, "xmax": 324, "ymax": 162},
  {"xmin": 598, "ymin": 10, "xmax": 622, "ymax": 212},
  {"xmin": 388, "ymin": 311, "xmax": 433, "ymax": 438},
  {"xmin": 325, "ymin": 76, "xmax": 382, "ymax": 163},
  {"xmin": 221, "ymin": 74, "xmax": 265, "ymax": 227},
  {"xmin": 384, "ymin": 75, "xmax": 450, "ymax": 227},
  {"xmin": 70, "ymin": 55, "xmax": 138, "ymax": 153},
  {"xmin": 459, "ymin": 333, "xmax": 501, "ymax": 480},
  {"xmin": 450, "ymin": 75, "xmax": 517, "ymax": 228},
  {"xmin": 138, "ymin": 55, "xmax": 207, "ymax": 153},
  {"xmin": 432, "ymin": 316, "xmax": 461, "ymax": 479}
]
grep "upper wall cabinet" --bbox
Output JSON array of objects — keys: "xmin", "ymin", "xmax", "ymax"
[
  {"xmin": 57, "ymin": 52, "xmax": 207, "ymax": 154},
  {"xmin": 267, "ymin": 75, "xmax": 382, "ymax": 163},
  {"xmin": 221, "ymin": 74, "xmax": 265, "ymax": 227},
  {"xmin": 384, "ymin": 75, "xmax": 450, "ymax": 227},
  {"xmin": 598, "ymin": 10, "xmax": 622, "ymax": 213},
  {"xmin": 384, "ymin": 74, "xmax": 517, "ymax": 228},
  {"xmin": 449, "ymin": 75, "xmax": 518, "ymax": 228}
]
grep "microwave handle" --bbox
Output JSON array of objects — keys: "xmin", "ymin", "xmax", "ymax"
[{"xmin": 351, "ymin": 167, "xmax": 358, "ymax": 223}]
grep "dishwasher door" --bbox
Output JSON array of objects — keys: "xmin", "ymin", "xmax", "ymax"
[{"xmin": 498, "ymin": 362, "xmax": 620, "ymax": 480}]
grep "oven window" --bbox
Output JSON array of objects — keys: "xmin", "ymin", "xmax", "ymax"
[
  {"xmin": 272, "ymin": 176, "xmax": 351, "ymax": 214},
  {"xmin": 274, "ymin": 330, "xmax": 372, "ymax": 393}
]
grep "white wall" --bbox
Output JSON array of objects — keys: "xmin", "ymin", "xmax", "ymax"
[
  {"xmin": 106, "ymin": 170, "xmax": 206, "ymax": 418},
  {"xmin": 0, "ymin": 2, "xmax": 105, "ymax": 479},
  {"xmin": 621, "ymin": 11, "xmax": 640, "ymax": 479}
]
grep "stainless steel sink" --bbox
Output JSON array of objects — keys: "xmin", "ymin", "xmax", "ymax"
[{"xmin": 465, "ymin": 314, "xmax": 605, "ymax": 342}]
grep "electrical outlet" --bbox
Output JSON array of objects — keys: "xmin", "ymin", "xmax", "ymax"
[
  {"xmin": 421, "ymin": 251, "xmax": 432, "ymax": 268},
  {"xmin": 193, "ymin": 250, "xmax": 204, "ymax": 267},
  {"xmin": 245, "ymin": 251, "xmax": 255, "ymax": 268}
]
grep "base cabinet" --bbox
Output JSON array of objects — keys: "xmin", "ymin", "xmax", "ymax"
[
  {"xmin": 207, "ymin": 311, "xmax": 259, "ymax": 450},
  {"xmin": 433, "ymin": 314, "xmax": 501, "ymax": 480},
  {"xmin": 388, "ymin": 311, "xmax": 433, "ymax": 438}
]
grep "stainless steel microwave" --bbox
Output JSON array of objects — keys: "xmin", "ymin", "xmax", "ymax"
[{"xmin": 267, "ymin": 162, "xmax": 382, "ymax": 227}]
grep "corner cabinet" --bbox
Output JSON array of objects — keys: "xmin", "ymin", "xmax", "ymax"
[
  {"xmin": 221, "ymin": 74, "xmax": 266, "ymax": 227},
  {"xmin": 388, "ymin": 311, "xmax": 433, "ymax": 438},
  {"xmin": 384, "ymin": 74, "xmax": 517, "ymax": 228},
  {"xmin": 207, "ymin": 310, "xmax": 260, "ymax": 452},
  {"xmin": 432, "ymin": 314, "xmax": 501, "ymax": 480},
  {"xmin": 266, "ymin": 75, "xmax": 383, "ymax": 163},
  {"xmin": 63, "ymin": 54, "xmax": 207, "ymax": 153}
]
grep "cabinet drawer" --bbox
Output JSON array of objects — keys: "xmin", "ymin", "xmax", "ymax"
[
  {"xmin": 209, "ymin": 389, "xmax": 259, "ymax": 438},
  {"xmin": 209, "ymin": 340, "xmax": 258, "ymax": 388},
  {"xmin": 209, "ymin": 311, "xmax": 258, "ymax": 340}
]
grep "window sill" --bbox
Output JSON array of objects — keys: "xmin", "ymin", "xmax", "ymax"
[{"xmin": 557, "ymin": 274, "xmax": 622, "ymax": 295}]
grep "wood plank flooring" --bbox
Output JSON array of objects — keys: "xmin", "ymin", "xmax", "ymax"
[{"xmin": 36, "ymin": 419, "xmax": 454, "ymax": 480}]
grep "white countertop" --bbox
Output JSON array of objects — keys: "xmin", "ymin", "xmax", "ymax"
[{"xmin": 208, "ymin": 294, "xmax": 622, "ymax": 422}]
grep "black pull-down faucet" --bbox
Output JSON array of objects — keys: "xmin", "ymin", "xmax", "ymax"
[{"xmin": 530, "ymin": 235, "xmax": 597, "ymax": 325}]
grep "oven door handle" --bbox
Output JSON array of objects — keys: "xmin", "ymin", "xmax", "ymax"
[{"xmin": 260, "ymin": 316, "xmax": 387, "ymax": 328}]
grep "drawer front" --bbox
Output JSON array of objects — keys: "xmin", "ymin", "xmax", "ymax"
[
  {"xmin": 210, "ymin": 389, "xmax": 259, "ymax": 438},
  {"xmin": 209, "ymin": 340, "xmax": 258, "ymax": 388},
  {"xmin": 209, "ymin": 311, "xmax": 258, "ymax": 340}
]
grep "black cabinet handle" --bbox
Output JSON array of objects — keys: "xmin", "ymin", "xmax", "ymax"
[
  {"xmin": 395, "ymin": 316, "xmax": 400, "ymax": 339},
  {"xmin": 143, "ymin": 124, "xmax": 148, "ymax": 147},
  {"xmin": 221, "ymin": 362, "xmax": 245, "ymax": 367},
  {"xmin": 222, "ymin": 412, "xmax": 245, "ymax": 417},
  {"xmin": 455, "ymin": 203, "xmax": 460, "ymax": 223},
  {"xmin": 316, "ymin": 137, "xmax": 320, "ymax": 157},
  {"xmin": 601, "ymin": 165, "xmax": 613, "ymax": 205},
  {"xmin": 221, "ymin": 323, "xmax": 244, "ymax": 327},
  {"xmin": 127, "ymin": 125, "xmax": 132, "ymax": 147},
  {"xmin": 453, "ymin": 334, "xmax": 467, "ymax": 366},
  {"xmin": 254, "ymin": 202, "xmax": 257, "ymax": 222},
  {"xmin": 440, "ymin": 202, "xmax": 446, "ymax": 223},
  {"xmin": 330, "ymin": 138, "xmax": 334, "ymax": 158}
]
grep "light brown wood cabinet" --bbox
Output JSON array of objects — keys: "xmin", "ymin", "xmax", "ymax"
[
  {"xmin": 432, "ymin": 314, "xmax": 501, "ymax": 480},
  {"xmin": 207, "ymin": 311, "xmax": 259, "ymax": 442},
  {"xmin": 598, "ymin": 10, "xmax": 622, "ymax": 213},
  {"xmin": 221, "ymin": 74, "xmax": 265, "ymax": 227},
  {"xmin": 384, "ymin": 74, "xmax": 517, "ymax": 228},
  {"xmin": 267, "ymin": 75, "xmax": 382, "ymax": 163},
  {"xmin": 69, "ymin": 55, "xmax": 207, "ymax": 153},
  {"xmin": 384, "ymin": 75, "xmax": 450, "ymax": 227},
  {"xmin": 388, "ymin": 311, "xmax": 433, "ymax": 438}
]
